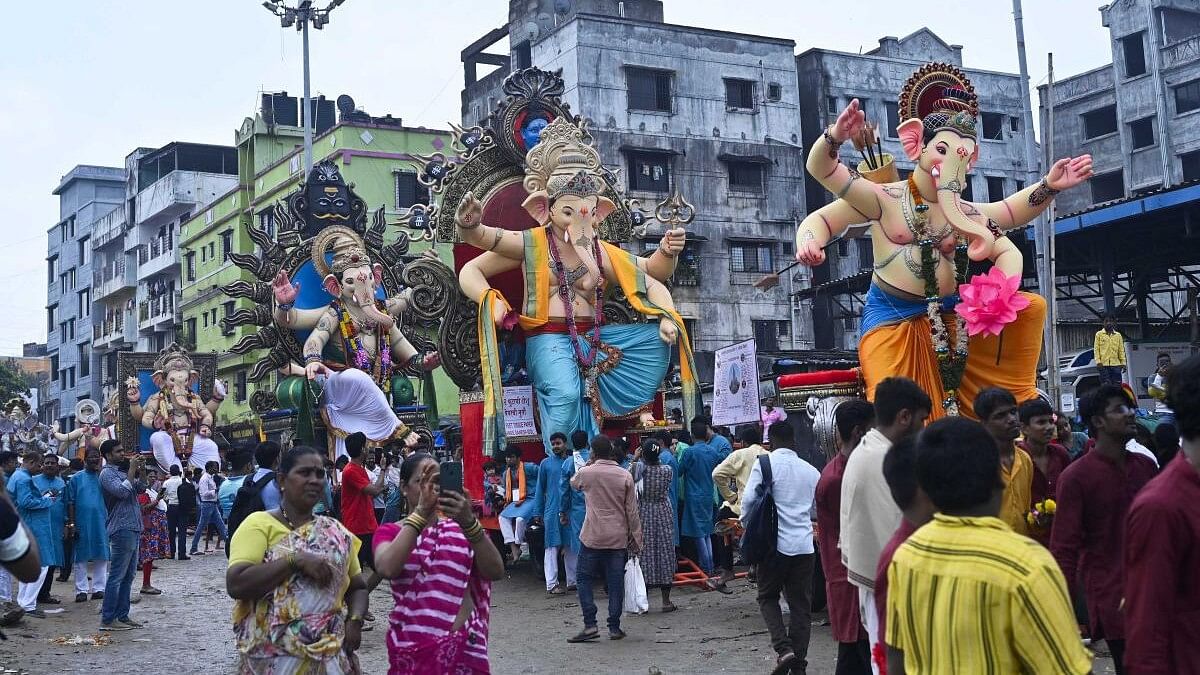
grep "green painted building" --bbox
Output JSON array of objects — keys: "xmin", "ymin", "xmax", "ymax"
[{"xmin": 179, "ymin": 101, "xmax": 454, "ymax": 430}]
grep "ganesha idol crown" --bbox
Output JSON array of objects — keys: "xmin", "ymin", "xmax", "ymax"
[
  {"xmin": 899, "ymin": 63, "xmax": 980, "ymax": 140},
  {"xmin": 522, "ymin": 117, "xmax": 606, "ymax": 200},
  {"xmin": 153, "ymin": 342, "xmax": 195, "ymax": 376},
  {"xmin": 311, "ymin": 225, "xmax": 371, "ymax": 279}
]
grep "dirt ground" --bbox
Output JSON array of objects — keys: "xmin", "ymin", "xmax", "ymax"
[{"xmin": 0, "ymin": 552, "xmax": 1115, "ymax": 674}]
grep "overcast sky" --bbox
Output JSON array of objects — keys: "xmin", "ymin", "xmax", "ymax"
[{"xmin": 0, "ymin": 0, "xmax": 1113, "ymax": 354}]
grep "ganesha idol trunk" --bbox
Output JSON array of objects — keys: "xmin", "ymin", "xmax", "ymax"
[{"xmin": 857, "ymin": 153, "xmax": 900, "ymax": 184}]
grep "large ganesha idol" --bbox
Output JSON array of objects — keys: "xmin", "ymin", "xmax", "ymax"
[
  {"xmin": 0, "ymin": 398, "xmax": 51, "ymax": 454},
  {"xmin": 455, "ymin": 117, "xmax": 698, "ymax": 451},
  {"xmin": 124, "ymin": 344, "xmax": 223, "ymax": 472},
  {"xmin": 796, "ymin": 63, "xmax": 1093, "ymax": 417}
]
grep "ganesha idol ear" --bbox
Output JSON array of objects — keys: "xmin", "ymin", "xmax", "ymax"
[
  {"xmin": 521, "ymin": 191, "xmax": 551, "ymax": 224},
  {"xmin": 372, "ymin": 263, "xmax": 384, "ymax": 287},
  {"xmin": 323, "ymin": 274, "xmax": 342, "ymax": 298},
  {"xmin": 594, "ymin": 195, "xmax": 616, "ymax": 223},
  {"xmin": 897, "ymin": 119, "xmax": 924, "ymax": 162}
]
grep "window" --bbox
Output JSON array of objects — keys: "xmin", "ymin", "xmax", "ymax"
[
  {"xmin": 50, "ymin": 355, "xmax": 58, "ymax": 381},
  {"xmin": 184, "ymin": 318, "xmax": 197, "ymax": 349},
  {"xmin": 827, "ymin": 96, "xmax": 838, "ymax": 114},
  {"xmin": 837, "ymin": 239, "xmax": 850, "ymax": 257},
  {"xmin": 207, "ymin": 242, "xmax": 215, "ymax": 260},
  {"xmin": 258, "ymin": 210, "xmax": 275, "ymax": 239},
  {"xmin": 78, "ymin": 343, "xmax": 90, "ymax": 378},
  {"xmin": 626, "ymin": 67, "xmax": 672, "ymax": 113},
  {"xmin": 1130, "ymin": 117, "xmax": 1155, "ymax": 149},
  {"xmin": 394, "ymin": 171, "xmax": 429, "ymax": 209},
  {"xmin": 222, "ymin": 301, "xmax": 235, "ymax": 336},
  {"xmin": 221, "ymin": 229, "xmax": 233, "ymax": 262},
  {"xmin": 67, "ymin": 217, "xmax": 75, "ymax": 239},
  {"xmin": 1010, "ymin": 116, "xmax": 1020, "ymax": 132},
  {"xmin": 47, "ymin": 304, "xmax": 57, "ymax": 334},
  {"xmin": 766, "ymin": 82, "xmax": 782, "ymax": 103},
  {"xmin": 727, "ymin": 161, "xmax": 764, "ymax": 192},
  {"xmin": 1090, "ymin": 170, "xmax": 1125, "ymax": 204},
  {"xmin": 1175, "ymin": 80, "xmax": 1200, "ymax": 115},
  {"xmin": 730, "ymin": 242, "xmax": 774, "ymax": 273},
  {"xmin": 47, "ymin": 255, "xmax": 58, "ymax": 285},
  {"xmin": 65, "ymin": 268, "xmax": 75, "ymax": 290},
  {"xmin": 78, "ymin": 236, "xmax": 90, "ymax": 266},
  {"xmin": 982, "ymin": 113, "xmax": 1005, "ymax": 140},
  {"xmin": 185, "ymin": 252, "xmax": 196, "ymax": 282},
  {"xmin": 724, "ymin": 78, "xmax": 755, "ymax": 110},
  {"xmin": 1121, "ymin": 32, "xmax": 1146, "ymax": 78},
  {"xmin": 884, "ymin": 101, "xmax": 900, "ymax": 138},
  {"xmin": 200, "ymin": 245, "xmax": 207, "ymax": 263},
  {"xmin": 1082, "ymin": 106, "xmax": 1119, "ymax": 139},
  {"xmin": 78, "ymin": 288, "xmax": 90, "ymax": 318},
  {"xmin": 1016, "ymin": 179, "xmax": 1025, "ymax": 191},
  {"xmin": 513, "ymin": 41, "xmax": 532, "ymax": 70},
  {"xmin": 1182, "ymin": 151, "xmax": 1200, "ymax": 181},
  {"xmin": 961, "ymin": 178, "xmax": 974, "ymax": 202},
  {"xmin": 211, "ymin": 308, "xmax": 218, "ymax": 326},
  {"xmin": 67, "ymin": 319, "xmax": 75, "ymax": 340},
  {"xmin": 202, "ymin": 312, "xmax": 208, "ymax": 328},
  {"xmin": 752, "ymin": 319, "xmax": 789, "ymax": 352},
  {"xmin": 59, "ymin": 222, "xmax": 68, "ymax": 243},
  {"xmin": 987, "ymin": 176, "xmax": 1006, "ymax": 202},
  {"xmin": 236, "ymin": 371, "xmax": 248, "ymax": 403},
  {"xmin": 626, "ymin": 151, "xmax": 671, "ymax": 192},
  {"xmin": 855, "ymin": 238, "xmax": 874, "ymax": 271},
  {"xmin": 68, "ymin": 367, "xmax": 75, "ymax": 389}
]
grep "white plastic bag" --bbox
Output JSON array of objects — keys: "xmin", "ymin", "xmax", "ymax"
[{"xmin": 623, "ymin": 557, "xmax": 649, "ymax": 615}]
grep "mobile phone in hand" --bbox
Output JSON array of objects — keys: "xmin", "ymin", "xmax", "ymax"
[{"xmin": 439, "ymin": 461, "xmax": 463, "ymax": 495}]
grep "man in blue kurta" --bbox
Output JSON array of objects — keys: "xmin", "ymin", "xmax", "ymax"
[
  {"xmin": 499, "ymin": 445, "xmax": 539, "ymax": 563},
  {"xmin": 7, "ymin": 451, "xmax": 56, "ymax": 616},
  {"xmin": 66, "ymin": 447, "xmax": 109, "ymax": 602},
  {"xmin": 678, "ymin": 417, "xmax": 730, "ymax": 578},
  {"xmin": 532, "ymin": 431, "xmax": 576, "ymax": 593},
  {"xmin": 559, "ymin": 429, "xmax": 590, "ymax": 590},
  {"xmin": 32, "ymin": 455, "xmax": 66, "ymax": 604}
]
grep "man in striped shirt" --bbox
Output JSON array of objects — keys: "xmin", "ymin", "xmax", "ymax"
[{"xmin": 885, "ymin": 417, "xmax": 1092, "ymax": 675}]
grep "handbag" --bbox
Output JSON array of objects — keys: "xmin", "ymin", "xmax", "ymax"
[
  {"xmin": 740, "ymin": 454, "xmax": 778, "ymax": 565},
  {"xmin": 622, "ymin": 557, "xmax": 649, "ymax": 615}
]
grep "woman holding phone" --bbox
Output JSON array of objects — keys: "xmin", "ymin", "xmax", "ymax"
[{"xmin": 374, "ymin": 453, "xmax": 504, "ymax": 674}]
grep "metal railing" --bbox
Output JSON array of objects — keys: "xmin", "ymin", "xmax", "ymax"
[{"xmin": 135, "ymin": 232, "xmax": 174, "ymax": 265}]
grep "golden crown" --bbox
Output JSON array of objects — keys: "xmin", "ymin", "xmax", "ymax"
[
  {"xmin": 311, "ymin": 226, "xmax": 371, "ymax": 279},
  {"xmin": 523, "ymin": 117, "xmax": 605, "ymax": 200}
]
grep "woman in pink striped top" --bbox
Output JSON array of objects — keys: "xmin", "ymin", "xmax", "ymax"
[{"xmin": 374, "ymin": 454, "xmax": 505, "ymax": 674}]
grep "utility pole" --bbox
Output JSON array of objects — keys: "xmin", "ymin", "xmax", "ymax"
[
  {"xmin": 261, "ymin": 0, "xmax": 348, "ymax": 176},
  {"xmin": 1046, "ymin": 53, "xmax": 1062, "ymax": 410}
]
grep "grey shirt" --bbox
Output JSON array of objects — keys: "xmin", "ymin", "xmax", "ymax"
[{"xmin": 99, "ymin": 465, "xmax": 146, "ymax": 535}]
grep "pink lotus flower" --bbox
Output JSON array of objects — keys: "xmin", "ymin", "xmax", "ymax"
[{"xmin": 955, "ymin": 268, "xmax": 1031, "ymax": 337}]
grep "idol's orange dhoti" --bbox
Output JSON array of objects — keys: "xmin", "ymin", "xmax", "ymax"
[{"xmin": 860, "ymin": 291, "xmax": 1047, "ymax": 420}]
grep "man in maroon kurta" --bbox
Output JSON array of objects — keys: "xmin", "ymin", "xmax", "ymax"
[
  {"xmin": 1051, "ymin": 385, "xmax": 1157, "ymax": 675},
  {"xmin": 1123, "ymin": 354, "xmax": 1200, "ymax": 674},
  {"xmin": 815, "ymin": 400, "xmax": 873, "ymax": 675},
  {"xmin": 1017, "ymin": 399, "xmax": 1073, "ymax": 545}
]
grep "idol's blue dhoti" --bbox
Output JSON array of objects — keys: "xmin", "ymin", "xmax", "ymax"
[{"xmin": 525, "ymin": 323, "xmax": 668, "ymax": 448}]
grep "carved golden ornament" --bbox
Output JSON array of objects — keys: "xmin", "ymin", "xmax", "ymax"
[
  {"xmin": 310, "ymin": 225, "xmax": 371, "ymax": 279},
  {"xmin": 522, "ymin": 117, "xmax": 604, "ymax": 198}
]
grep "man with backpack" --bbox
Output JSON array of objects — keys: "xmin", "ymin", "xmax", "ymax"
[
  {"xmin": 226, "ymin": 443, "xmax": 282, "ymax": 540},
  {"xmin": 741, "ymin": 420, "xmax": 821, "ymax": 674}
]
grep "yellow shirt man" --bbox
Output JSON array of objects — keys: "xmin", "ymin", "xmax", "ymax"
[
  {"xmin": 887, "ymin": 515, "xmax": 1092, "ymax": 674},
  {"xmin": 1093, "ymin": 328, "xmax": 1126, "ymax": 367},
  {"xmin": 999, "ymin": 446, "xmax": 1033, "ymax": 536}
]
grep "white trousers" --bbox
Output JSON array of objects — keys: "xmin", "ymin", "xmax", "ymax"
[
  {"xmin": 0, "ymin": 567, "xmax": 11, "ymax": 602},
  {"xmin": 74, "ymin": 560, "xmax": 109, "ymax": 594},
  {"xmin": 151, "ymin": 431, "xmax": 220, "ymax": 473},
  {"xmin": 858, "ymin": 586, "xmax": 882, "ymax": 675},
  {"xmin": 16, "ymin": 566, "xmax": 48, "ymax": 611},
  {"xmin": 498, "ymin": 516, "xmax": 527, "ymax": 545},
  {"xmin": 543, "ymin": 545, "xmax": 578, "ymax": 590}
]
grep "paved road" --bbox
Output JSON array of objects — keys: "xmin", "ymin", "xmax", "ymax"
[{"xmin": 0, "ymin": 551, "xmax": 1114, "ymax": 674}]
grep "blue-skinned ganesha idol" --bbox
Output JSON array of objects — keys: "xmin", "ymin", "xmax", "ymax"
[{"xmin": 454, "ymin": 117, "xmax": 699, "ymax": 453}]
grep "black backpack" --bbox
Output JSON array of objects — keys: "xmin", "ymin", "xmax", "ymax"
[
  {"xmin": 740, "ymin": 455, "xmax": 778, "ymax": 565},
  {"xmin": 227, "ymin": 472, "xmax": 275, "ymax": 537}
]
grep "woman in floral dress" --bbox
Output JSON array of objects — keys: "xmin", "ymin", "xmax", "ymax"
[
  {"xmin": 137, "ymin": 469, "xmax": 170, "ymax": 595},
  {"xmin": 637, "ymin": 441, "xmax": 677, "ymax": 612}
]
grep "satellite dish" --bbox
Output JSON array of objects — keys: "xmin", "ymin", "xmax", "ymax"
[
  {"xmin": 523, "ymin": 20, "xmax": 540, "ymax": 41},
  {"xmin": 336, "ymin": 94, "xmax": 356, "ymax": 115},
  {"xmin": 553, "ymin": 0, "xmax": 572, "ymax": 13}
]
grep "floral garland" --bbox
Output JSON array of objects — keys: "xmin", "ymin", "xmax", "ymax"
[
  {"xmin": 155, "ymin": 391, "xmax": 197, "ymax": 461},
  {"xmin": 335, "ymin": 300, "xmax": 392, "ymax": 393},
  {"xmin": 909, "ymin": 176, "xmax": 970, "ymax": 416},
  {"xmin": 545, "ymin": 226, "xmax": 605, "ymax": 370}
]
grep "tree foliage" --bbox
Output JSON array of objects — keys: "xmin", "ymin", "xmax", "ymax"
[{"xmin": 0, "ymin": 360, "xmax": 33, "ymax": 404}]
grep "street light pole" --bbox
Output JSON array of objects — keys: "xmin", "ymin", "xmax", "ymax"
[{"xmin": 261, "ymin": 0, "xmax": 348, "ymax": 176}]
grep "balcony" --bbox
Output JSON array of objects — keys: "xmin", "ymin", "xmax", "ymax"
[
  {"xmin": 135, "ymin": 169, "xmax": 237, "ymax": 226},
  {"xmin": 136, "ymin": 232, "xmax": 176, "ymax": 280},
  {"xmin": 92, "ymin": 207, "xmax": 127, "ymax": 249},
  {"xmin": 1162, "ymin": 34, "xmax": 1200, "ymax": 70},
  {"xmin": 93, "ymin": 259, "xmax": 134, "ymax": 301},
  {"xmin": 138, "ymin": 295, "xmax": 176, "ymax": 331},
  {"xmin": 93, "ymin": 312, "xmax": 133, "ymax": 350}
]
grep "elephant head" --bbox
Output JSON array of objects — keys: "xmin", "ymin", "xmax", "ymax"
[
  {"xmin": 520, "ymin": 117, "xmax": 615, "ymax": 244},
  {"xmin": 151, "ymin": 349, "xmax": 198, "ymax": 396},
  {"xmin": 896, "ymin": 63, "xmax": 997, "ymax": 262}
]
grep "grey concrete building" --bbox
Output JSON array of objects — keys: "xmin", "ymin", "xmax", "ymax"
[
  {"xmin": 1038, "ymin": 2, "xmax": 1200, "ymax": 216},
  {"xmin": 796, "ymin": 29, "xmax": 1038, "ymax": 350},
  {"xmin": 461, "ymin": 0, "xmax": 808, "ymax": 357},
  {"xmin": 47, "ymin": 165, "xmax": 124, "ymax": 430},
  {"xmin": 90, "ymin": 143, "xmax": 238, "ymax": 401}
]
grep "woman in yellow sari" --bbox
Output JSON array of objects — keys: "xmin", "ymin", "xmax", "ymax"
[{"xmin": 226, "ymin": 446, "xmax": 369, "ymax": 674}]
